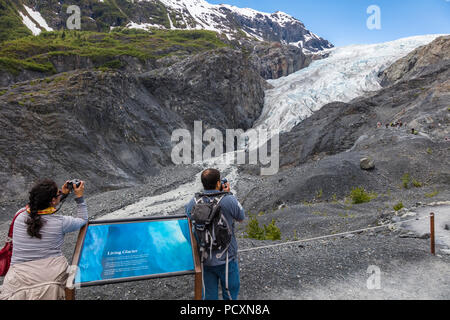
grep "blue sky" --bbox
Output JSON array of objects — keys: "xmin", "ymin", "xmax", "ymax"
[{"xmin": 209, "ymin": 0, "xmax": 450, "ymax": 46}]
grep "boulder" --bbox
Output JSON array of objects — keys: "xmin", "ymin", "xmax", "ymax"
[{"xmin": 360, "ymin": 157, "xmax": 375, "ymax": 170}]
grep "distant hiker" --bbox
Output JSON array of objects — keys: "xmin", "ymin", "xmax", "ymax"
[
  {"xmin": 377, "ymin": 122, "xmax": 382, "ymax": 128},
  {"xmin": 385, "ymin": 123, "xmax": 389, "ymax": 129},
  {"xmin": 0, "ymin": 180, "xmax": 88, "ymax": 300},
  {"xmin": 185, "ymin": 168, "xmax": 245, "ymax": 300}
]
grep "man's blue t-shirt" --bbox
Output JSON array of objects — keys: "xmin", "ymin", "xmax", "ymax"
[{"xmin": 185, "ymin": 190, "xmax": 245, "ymax": 267}]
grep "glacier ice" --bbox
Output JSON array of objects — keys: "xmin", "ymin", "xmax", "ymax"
[{"xmin": 253, "ymin": 34, "xmax": 448, "ymax": 134}]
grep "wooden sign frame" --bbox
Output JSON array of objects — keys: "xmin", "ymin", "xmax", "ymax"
[{"xmin": 65, "ymin": 215, "xmax": 202, "ymax": 300}]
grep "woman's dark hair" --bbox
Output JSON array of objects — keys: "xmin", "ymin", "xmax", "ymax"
[
  {"xmin": 201, "ymin": 168, "xmax": 220, "ymax": 190},
  {"xmin": 26, "ymin": 179, "xmax": 58, "ymax": 239}
]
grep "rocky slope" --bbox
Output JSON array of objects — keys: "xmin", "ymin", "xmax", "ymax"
[
  {"xmin": 0, "ymin": 42, "xmax": 273, "ymax": 202},
  {"xmin": 140, "ymin": 47, "xmax": 267, "ymax": 131},
  {"xmin": 0, "ymin": 13, "xmax": 324, "ymax": 203},
  {"xmin": 238, "ymin": 36, "xmax": 450, "ymax": 212},
  {"xmin": 249, "ymin": 41, "xmax": 314, "ymax": 80},
  {"xmin": 380, "ymin": 35, "xmax": 450, "ymax": 85}
]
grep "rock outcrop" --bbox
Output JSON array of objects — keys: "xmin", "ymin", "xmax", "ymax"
[
  {"xmin": 140, "ymin": 47, "xmax": 267, "ymax": 131},
  {"xmin": 249, "ymin": 41, "xmax": 313, "ymax": 79},
  {"xmin": 380, "ymin": 35, "xmax": 450, "ymax": 86},
  {"xmin": 0, "ymin": 47, "xmax": 268, "ymax": 201}
]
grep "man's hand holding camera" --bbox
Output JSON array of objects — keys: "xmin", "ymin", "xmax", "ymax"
[
  {"xmin": 222, "ymin": 181, "xmax": 230, "ymax": 192},
  {"xmin": 220, "ymin": 178, "xmax": 230, "ymax": 192}
]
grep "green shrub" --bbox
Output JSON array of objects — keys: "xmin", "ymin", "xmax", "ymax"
[
  {"xmin": 244, "ymin": 215, "xmax": 265, "ymax": 240},
  {"xmin": 100, "ymin": 59, "xmax": 123, "ymax": 69},
  {"xmin": 393, "ymin": 202, "xmax": 404, "ymax": 211},
  {"xmin": 264, "ymin": 219, "xmax": 281, "ymax": 241},
  {"xmin": 425, "ymin": 190, "xmax": 439, "ymax": 198},
  {"xmin": 244, "ymin": 215, "xmax": 281, "ymax": 241},
  {"xmin": 0, "ymin": 2, "xmax": 32, "ymax": 43},
  {"xmin": 350, "ymin": 187, "xmax": 377, "ymax": 204},
  {"xmin": 402, "ymin": 173, "xmax": 411, "ymax": 189},
  {"xmin": 412, "ymin": 179, "xmax": 423, "ymax": 188},
  {"xmin": 315, "ymin": 189, "xmax": 323, "ymax": 199},
  {"xmin": 0, "ymin": 29, "xmax": 229, "ymax": 75}
]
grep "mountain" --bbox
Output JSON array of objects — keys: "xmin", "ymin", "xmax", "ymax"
[{"xmin": 1, "ymin": 0, "xmax": 333, "ymax": 52}]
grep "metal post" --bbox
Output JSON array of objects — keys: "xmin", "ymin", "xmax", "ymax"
[{"xmin": 430, "ymin": 213, "xmax": 435, "ymax": 255}]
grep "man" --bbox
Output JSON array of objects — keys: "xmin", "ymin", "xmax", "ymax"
[{"xmin": 185, "ymin": 168, "xmax": 245, "ymax": 300}]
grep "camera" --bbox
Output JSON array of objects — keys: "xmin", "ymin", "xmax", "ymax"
[
  {"xmin": 67, "ymin": 179, "xmax": 81, "ymax": 191},
  {"xmin": 220, "ymin": 178, "xmax": 228, "ymax": 191}
]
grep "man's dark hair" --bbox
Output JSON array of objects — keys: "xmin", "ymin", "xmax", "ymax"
[{"xmin": 201, "ymin": 168, "xmax": 220, "ymax": 190}]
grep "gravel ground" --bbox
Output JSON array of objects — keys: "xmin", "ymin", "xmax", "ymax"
[{"xmin": 1, "ymin": 170, "xmax": 448, "ymax": 300}]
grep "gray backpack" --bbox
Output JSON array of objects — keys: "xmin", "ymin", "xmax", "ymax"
[{"xmin": 191, "ymin": 192, "xmax": 232, "ymax": 262}]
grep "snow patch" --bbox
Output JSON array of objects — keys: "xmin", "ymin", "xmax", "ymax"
[
  {"xmin": 126, "ymin": 21, "xmax": 166, "ymax": 30},
  {"xmin": 167, "ymin": 13, "xmax": 175, "ymax": 29},
  {"xmin": 23, "ymin": 5, "xmax": 53, "ymax": 32},
  {"xmin": 19, "ymin": 11, "xmax": 41, "ymax": 36}
]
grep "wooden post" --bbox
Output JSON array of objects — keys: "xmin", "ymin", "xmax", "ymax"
[
  {"xmin": 189, "ymin": 219, "xmax": 203, "ymax": 300},
  {"xmin": 65, "ymin": 224, "xmax": 88, "ymax": 300},
  {"xmin": 65, "ymin": 287, "xmax": 75, "ymax": 300},
  {"xmin": 430, "ymin": 213, "xmax": 435, "ymax": 255}
]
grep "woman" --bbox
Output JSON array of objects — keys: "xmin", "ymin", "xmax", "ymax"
[{"xmin": 0, "ymin": 179, "xmax": 88, "ymax": 300}]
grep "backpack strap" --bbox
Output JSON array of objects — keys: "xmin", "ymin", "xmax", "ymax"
[
  {"xmin": 225, "ymin": 251, "xmax": 233, "ymax": 300},
  {"xmin": 194, "ymin": 192, "xmax": 230, "ymax": 205}
]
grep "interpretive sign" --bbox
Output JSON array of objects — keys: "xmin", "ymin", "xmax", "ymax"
[{"xmin": 68, "ymin": 215, "xmax": 199, "ymax": 289}]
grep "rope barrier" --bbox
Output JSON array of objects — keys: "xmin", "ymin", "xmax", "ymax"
[{"xmin": 238, "ymin": 214, "xmax": 432, "ymax": 253}]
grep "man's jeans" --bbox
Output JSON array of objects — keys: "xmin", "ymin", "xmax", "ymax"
[{"xmin": 202, "ymin": 260, "xmax": 240, "ymax": 300}]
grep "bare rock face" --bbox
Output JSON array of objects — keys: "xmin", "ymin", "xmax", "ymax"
[
  {"xmin": 380, "ymin": 35, "xmax": 450, "ymax": 86},
  {"xmin": 249, "ymin": 42, "xmax": 313, "ymax": 79},
  {"xmin": 0, "ymin": 70, "xmax": 180, "ymax": 200},
  {"xmin": 0, "ymin": 47, "xmax": 269, "ymax": 201},
  {"xmin": 140, "ymin": 47, "xmax": 267, "ymax": 131}
]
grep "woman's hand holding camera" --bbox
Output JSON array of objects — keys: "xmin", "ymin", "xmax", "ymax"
[
  {"xmin": 62, "ymin": 181, "xmax": 71, "ymax": 195},
  {"xmin": 73, "ymin": 181, "xmax": 85, "ymax": 198},
  {"xmin": 62, "ymin": 180, "xmax": 85, "ymax": 198}
]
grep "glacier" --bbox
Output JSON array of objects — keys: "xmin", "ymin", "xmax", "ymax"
[{"xmin": 253, "ymin": 34, "xmax": 447, "ymax": 134}]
